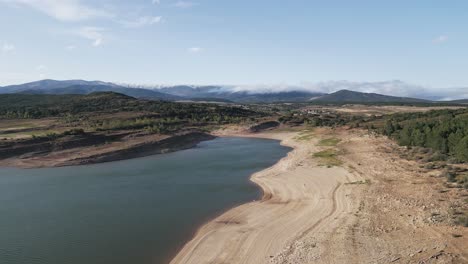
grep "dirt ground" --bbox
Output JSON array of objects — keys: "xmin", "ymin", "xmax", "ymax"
[
  {"xmin": 302, "ymin": 105, "xmax": 464, "ymax": 116},
  {"xmin": 336, "ymin": 128, "xmax": 468, "ymax": 263},
  {"xmin": 171, "ymin": 126, "xmax": 468, "ymax": 264}
]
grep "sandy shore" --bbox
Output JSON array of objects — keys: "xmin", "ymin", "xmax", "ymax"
[
  {"xmin": 171, "ymin": 127, "xmax": 468, "ymax": 264},
  {"xmin": 171, "ymin": 128, "xmax": 361, "ymax": 264}
]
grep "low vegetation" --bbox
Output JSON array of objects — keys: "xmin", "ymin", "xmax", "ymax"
[
  {"xmin": 279, "ymin": 106, "xmax": 468, "ymax": 227},
  {"xmin": 318, "ymin": 137, "xmax": 341, "ymax": 146},
  {"xmin": 313, "ymin": 149, "xmax": 342, "ymax": 167},
  {"xmin": 0, "ymin": 93, "xmax": 261, "ymax": 122},
  {"xmin": 295, "ymin": 128, "xmax": 315, "ymax": 141},
  {"xmin": 346, "ymin": 179, "xmax": 371, "ymax": 185},
  {"xmin": 0, "ymin": 93, "xmax": 264, "ymax": 136}
]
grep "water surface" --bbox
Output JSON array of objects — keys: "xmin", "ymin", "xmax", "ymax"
[{"xmin": 0, "ymin": 137, "xmax": 290, "ymax": 264}]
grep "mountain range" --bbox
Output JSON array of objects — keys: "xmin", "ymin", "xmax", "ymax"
[
  {"xmin": 0, "ymin": 79, "xmax": 466, "ymax": 104},
  {"xmin": 312, "ymin": 89, "xmax": 429, "ymax": 103}
]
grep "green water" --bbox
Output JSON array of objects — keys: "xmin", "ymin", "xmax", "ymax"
[{"xmin": 0, "ymin": 137, "xmax": 291, "ymax": 264}]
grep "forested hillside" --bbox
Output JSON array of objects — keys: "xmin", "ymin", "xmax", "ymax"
[
  {"xmin": 0, "ymin": 92, "xmax": 263, "ymax": 135},
  {"xmin": 0, "ymin": 92, "xmax": 259, "ymax": 121},
  {"xmin": 382, "ymin": 108, "xmax": 468, "ymax": 162}
]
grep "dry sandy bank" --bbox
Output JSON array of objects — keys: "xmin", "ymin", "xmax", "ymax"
[
  {"xmin": 171, "ymin": 128, "xmax": 362, "ymax": 264},
  {"xmin": 171, "ymin": 127, "xmax": 467, "ymax": 264}
]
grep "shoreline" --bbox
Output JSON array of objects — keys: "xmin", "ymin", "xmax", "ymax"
[
  {"xmin": 162, "ymin": 134, "xmax": 292, "ymax": 264},
  {"xmin": 170, "ymin": 127, "xmax": 468, "ymax": 263},
  {"xmin": 2, "ymin": 125, "xmax": 466, "ymax": 263},
  {"xmin": 169, "ymin": 130, "xmax": 292, "ymax": 264},
  {"xmin": 0, "ymin": 131, "xmax": 216, "ymax": 169},
  {"xmin": 169, "ymin": 133, "xmax": 294, "ymax": 259},
  {"xmin": 170, "ymin": 128, "xmax": 360, "ymax": 264}
]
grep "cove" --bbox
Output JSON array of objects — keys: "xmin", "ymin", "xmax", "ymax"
[{"xmin": 0, "ymin": 137, "xmax": 291, "ymax": 264}]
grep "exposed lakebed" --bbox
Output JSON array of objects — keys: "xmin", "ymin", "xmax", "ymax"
[{"xmin": 0, "ymin": 137, "xmax": 291, "ymax": 264}]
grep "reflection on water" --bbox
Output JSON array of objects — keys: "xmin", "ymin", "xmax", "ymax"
[{"xmin": 0, "ymin": 137, "xmax": 290, "ymax": 264}]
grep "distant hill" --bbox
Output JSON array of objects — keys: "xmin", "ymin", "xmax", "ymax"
[
  {"xmin": 182, "ymin": 97, "xmax": 234, "ymax": 103},
  {"xmin": 1, "ymin": 80, "xmax": 180, "ymax": 101},
  {"xmin": 0, "ymin": 79, "xmax": 118, "ymax": 93},
  {"xmin": 311, "ymin": 90, "xmax": 430, "ymax": 103},
  {"xmin": 446, "ymin": 99, "xmax": 468, "ymax": 104},
  {"xmin": 0, "ymin": 92, "xmax": 259, "ymax": 119},
  {"xmin": 0, "ymin": 92, "xmax": 135, "ymax": 110},
  {"xmin": 159, "ymin": 86, "xmax": 323, "ymax": 103},
  {"xmin": 222, "ymin": 91, "xmax": 323, "ymax": 103},
  {"xmin": 159, "ymin": 85, "xmax": 224, "ymax": 98},
  {"xmin": 18, "ymin": 85, "xmax": 181, "ymax": 101},
  {"xmin": 3, "ymin": 79, "xmax": 464, "ymax": 104}
]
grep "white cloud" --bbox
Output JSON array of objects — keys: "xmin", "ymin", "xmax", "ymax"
[
  {"xmin": 173, "ymin": 1, "xmax": 197, "ymax": 8},
  {"xmin": 208, "ymin": 81, "xmax": 468, "ymax": 101},
  {"xmin": 1, "ymin": 0, "xmax": 161, "ymax": 32},
  {"xmin": 1, "ymin": 42, "xmax": 15, "ymax": 53},
  {"xmin": 300, "ymin": 80, "xmax": 435, "ymax": 98},
  {"xmin": 77, "ymin": 27, "xmax": 105, "ymax": 47},
  {"xmin": 188, "ymin": 47, "xmax": 203, "ymax": 53},
  {"xmin": 0, "ymin": 0, "xmax": 112, "ymax": 22},
  {"xmin": 433, "ymin": 35, "xmax": 448, "ymax": 44},
  {"xmin": 36, "ymin": 64, "xmax": 47, "ymax": 71},
  {"xmin": 35, "ymin": 64, "xmax": 48, "ymax": 79},
  {"xmin": 120, "ymin": 16, "xmax": 162, "ymax": 28},
  {"xmin": 152, "ymin": 0, "xmax": 160, "ymax": 4},
  {"xmin": 0, "ymin": 72, "xmax": 32, "ymax": 85},
  {"xmin": 230, "ymin": 80, "xmax": 442, "ymax": 99},
  {"xmin": 66, "ymin": 45, "xmax": 76, "ymax": 50}
]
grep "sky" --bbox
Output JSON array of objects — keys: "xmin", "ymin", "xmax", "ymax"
[{"xmin": 1, "ymin": 0, "xmax": 468, "ymax": 94}]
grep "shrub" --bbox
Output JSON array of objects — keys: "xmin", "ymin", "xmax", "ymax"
[
  {"xmin": 456, "ymin": 173, "xmax": 468, "ymax": 189},
  {"xmin": 63, "ymin": 128, "xmax": 85, "ymax": 135},
  {"xmin": 45, "ymin": 132, "xmax": 58, "ymax": 139},
  {"xmin": 429, "ymin": 151, "xmax": 447, "ymax": 162},
  {"xmin": 455, "ymin": 216, "xmax": 468, "ymax": 227},
  {"xmin": 424, "ymin": 163, "xmax": 435, "ymax": 170},
  {"xmin": 441, "ymin": 169, "xmax": 457, "ymax": 182}
]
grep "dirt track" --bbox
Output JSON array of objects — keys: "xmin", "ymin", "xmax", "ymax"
[{"xmin": 171, "ymin": 127, "xmax": 468, "ymax": 264}]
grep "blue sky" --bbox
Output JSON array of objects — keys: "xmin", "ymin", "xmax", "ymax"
[{"xmin": 1, "ymin": 0, "xmax": 468, "ymax": 90}]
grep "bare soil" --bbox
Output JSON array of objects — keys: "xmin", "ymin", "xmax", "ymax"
[{"xmin": 171, "ymin": 126, "xmax": 468, "ymax": 264}]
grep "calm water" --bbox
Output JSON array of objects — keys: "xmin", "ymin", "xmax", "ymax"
[{"xmin": 0, "ymin": 137, "xmax": 290, "ymax": 264}]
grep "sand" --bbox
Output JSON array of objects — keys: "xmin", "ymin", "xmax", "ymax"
[
  {"xmin": 171, "ymin": 129, "xmax": 360, "ymax": 264},
  {"xmin": 171, "ymin": 127, "xmax": 468, "ymax": 264}
]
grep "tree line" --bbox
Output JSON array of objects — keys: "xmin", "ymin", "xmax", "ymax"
[
  {"xmin": 0, "ymin": 93, "xmax": 261, "ymax": 122},
  {"xmin": 382, "ymin": 108, "xmax": 468, "ymax": 162}
]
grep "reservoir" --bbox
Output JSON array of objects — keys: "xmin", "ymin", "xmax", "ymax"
[{"xmin": 0, "ymin": 137, "xmax": 291, "ymax": 264}]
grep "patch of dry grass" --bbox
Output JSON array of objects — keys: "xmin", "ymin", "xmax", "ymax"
[
  {"xmin": 346, "ymin": 179, "xmax": 371, "ymax": 185},
  {"xmin": 318, "ymin": 137, "xmax": 341, "ymax": 146},
  {"xmin": 295, "ymin": 128, "xmax": 315, "ymax": 141},
  {"xmin": 313, "ymin": 148, "xmax": 343, "ymax": 167}
]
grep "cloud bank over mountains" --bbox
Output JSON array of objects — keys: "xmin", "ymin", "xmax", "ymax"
[
  {"xmin": 127, "ymin": 80, "xmax": 468, "ymax": 101},
  {"xmin": 1, "ymin": 79, "xmax": 467, "ymax": 101},
  {"xmin": 203, "ymin": 80, "xmax": 468, "ymax": 101}
]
